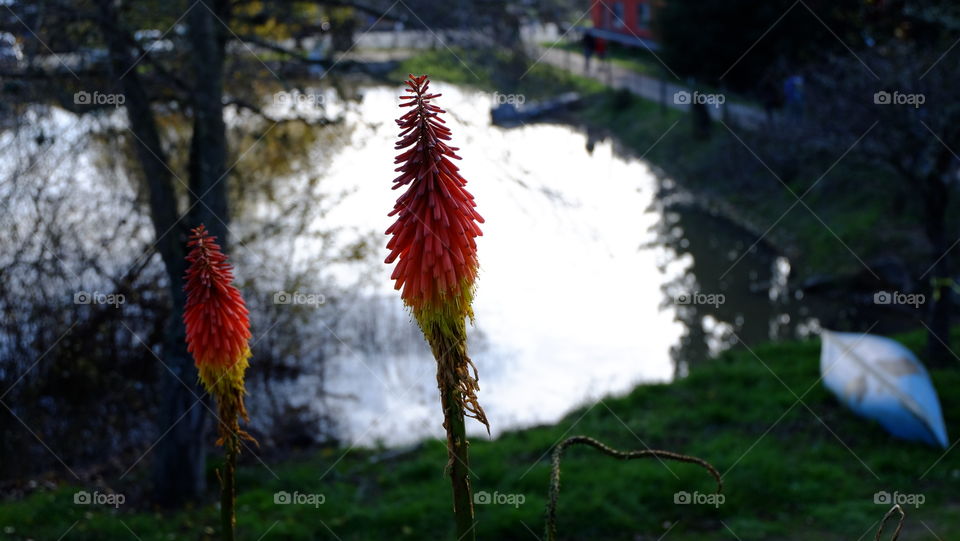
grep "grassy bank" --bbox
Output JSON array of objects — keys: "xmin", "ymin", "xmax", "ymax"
[{"xmin": 2, "ymin": 329, "xmax": 957, "ymax": 540}]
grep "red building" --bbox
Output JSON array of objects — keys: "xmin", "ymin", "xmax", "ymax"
[{"xmin": 587, "ymin": 0, "xmax": 659, "ymax": 49}]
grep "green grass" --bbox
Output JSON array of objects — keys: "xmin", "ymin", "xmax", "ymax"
[{"xmin": 2, "ymin": 328, "xmax": 958, "ymax": 540}]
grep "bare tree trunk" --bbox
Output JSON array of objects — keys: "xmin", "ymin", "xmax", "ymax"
[
  {"xmin": 96, "ymin": 0, "xmax": 211, "ymax": 505},
  {"xmin": 187, "ymin": 0, "xmax": 231, "ymax": 243},
  {"xmin": 152, "ymin": 324, "xmax": 210, "ymax": 506}
]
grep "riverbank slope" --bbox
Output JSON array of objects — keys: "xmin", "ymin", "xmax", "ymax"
[{"xmin": 1, "ymin": 329, "xmax": 957, "ymax": 539}]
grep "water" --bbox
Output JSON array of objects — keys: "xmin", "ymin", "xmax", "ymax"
[{"xmin": 302, "ymin": 84, "xmax": 823, "ymax": 446}]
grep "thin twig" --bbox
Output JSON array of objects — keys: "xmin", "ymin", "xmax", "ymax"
[
  {"xmin": 874, "ymin": 504, "xmax": 905, "ymax": 541},
  {"xmin": 545, "ymin": 435, "xmax": 722, "ymax": 541}
]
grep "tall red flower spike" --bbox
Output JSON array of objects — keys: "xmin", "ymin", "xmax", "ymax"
[
  {"xmin": 183, "ymin": 224, "xmax": 253, "ymax": 540},
  {"xmin": 385, "ymin": 75, "xmax": 487, "ymax": 541},
  {"xmin": 386, "ymin": 73, "xmax": 485, "ymax": 318},
  {"xmin": 183, "ymin": 224, "xmax": 252, "ymax": 442}
]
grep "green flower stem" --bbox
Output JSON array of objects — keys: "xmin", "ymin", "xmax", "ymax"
[
  {"xmin": 220, "ymin": 432, "xmax": 239, "ymax": 541},
  {"xmin": 441, "ymin": 380, "xmax": 475, "ymax": 541}
]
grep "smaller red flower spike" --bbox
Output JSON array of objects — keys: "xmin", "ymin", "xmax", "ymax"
[
  {"xmin": 385, "ymin": 74, "xmax": 484, "ymax": 317},
  {"xmin": 184, "ymin": 225, "xmax": 251, "ymax": 372},
  {"xmin": 183, "ymin": 225, "xmax": 252, "ymax": 441},
  {"xmin": 183, "ymin": 226, "xmax": 254, "ymax": 537}
]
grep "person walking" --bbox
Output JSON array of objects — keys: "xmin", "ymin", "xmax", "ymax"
[{"xmin": 581, "ymin": 31, "xmax": 596, "ymax": 72}]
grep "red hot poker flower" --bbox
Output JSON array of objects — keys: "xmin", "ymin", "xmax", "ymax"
[
  {"xmin": 385, "ymin": 74, "xmax": 484, "ymax": 317},
  {"xmin": 184, "ymin": 225, "xmax": 251, "ymax": 371},
  {"xmin": 183, "ymin": 224, "xmax": 253, "ymax": 539},
  {"xmin": 385, "ymin": 74, "xmax": 488, "ymax": 540},
  {"xmin": 183, "ymin": 224, "xmax": 252, "ymax": 439}
]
